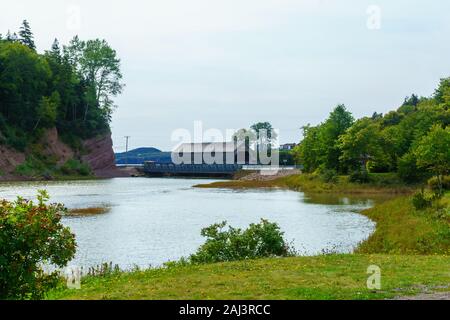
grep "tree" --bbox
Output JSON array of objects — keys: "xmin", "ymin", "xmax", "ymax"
[
  {"xmin": 0, "ymin": 28, "xmax": 124, "ymax": 152},
  {"xmin": 18, "ymin": 20, "xmax": 35, "ymax": 50},
  {"xmin": 317, "ymin": 104, "xmax": 354, "ymax": 171},
  {"xmin": 0, "ymin": 41, "xmax": 51, "ymax": 130},
  {"xmin": 338, "ymin": 118, "xmax": 387, "ymax": 172},
  {"xmin": 33, "ymin": 92, "xmax": 60, "ymax": 130},
  {"xmin": 250, "ymin": 122, "xmax": 277, "ymax": 144},
  {"xmin": 64, "ymin": 37, "xmax": 124, "ymax": 122},
  {"xmin": 233, "ymin": 128, "xmax": 256, "ymax": 145},
  {"xmin": 414, "ymin": 125, "xmax": 450, "ymax": 194},
  {"xmin": 434, "ymin": 77, "xmax": 450, "ymax": 109},
  {"xmin": 293, "ymin": 105, "xmax": 353, "ymax": 173},
  {"xmin": 293, "ymin": 125, "xmax": 321, "ymax": 172},
  {"xmin": 250, "ymin": 122, "xmax": 278, "ymax": 164},
  {"xmin": 0, "ymin": 191, "xmax": 76, "ymax": 299},
  {"xmin": 402, "ymin": 94, "xmax": 420, "ymax": 107},
  {"xmin": 397, "ymin": 152, "xmax": 425, "ymax": 183},
  {"xmin": 48, "ymin": 38, "xmax": 61, "ymax": 61}
]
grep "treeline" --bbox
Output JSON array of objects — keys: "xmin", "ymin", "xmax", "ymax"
[
  {"xmin": 0, "ymin": 20, "xmax": 124, "ymax": 151},
  {"xmin": 293, "ymin": 79, "xmax": 450, "ymax": 188}
]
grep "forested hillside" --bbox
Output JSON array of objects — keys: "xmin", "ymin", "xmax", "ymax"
[
  {"xmin": 293, "ymin": 79, "xmax": 450, "ymax": 188},
  {"xmin": 0, "ymin": 20, "xmax": 124, "ymax": 179},
  {"xmin": 115, "ymin": 148, "xmax": 173, "ymax": 165}
]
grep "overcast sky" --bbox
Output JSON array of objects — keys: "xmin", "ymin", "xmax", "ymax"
[{"xmin": 2, "ymin": 0, "xmax": 450, "ymax": 151}]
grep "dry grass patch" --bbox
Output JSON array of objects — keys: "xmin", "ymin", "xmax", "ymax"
[{"xmin": 67, "ymin": 206, "xmax": 111, "ymax": 216}]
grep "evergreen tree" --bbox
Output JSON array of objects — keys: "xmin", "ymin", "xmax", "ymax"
[
  {"xmin": 49, "ymin": 38, "xmax": 61, "ymax": 61},
  {"xmin": 18, "ymin": 20, "xmax": 35, "ymax": 50}
]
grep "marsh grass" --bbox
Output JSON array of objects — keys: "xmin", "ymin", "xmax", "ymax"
[
  {"xmin": 195, "ymin": 174, "xmax": 416, "ymax": 194},
  {"xmin": 67, "ymin": 206, "xmax": 111, "ymax": 216}
]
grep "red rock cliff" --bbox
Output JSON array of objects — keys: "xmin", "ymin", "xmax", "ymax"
[
  {"xmin": 81, "ymin": 133, "xmax": 122, "ymax": 178},
  {"xmin": 0, "ymin": 128, "xmax": 122, "ymax": 180}
]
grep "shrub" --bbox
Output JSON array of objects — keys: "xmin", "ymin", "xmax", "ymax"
[
  {"xmin": 428, "ymin": 176, "xmax": 450, "ymax": 192},
  {"xmin": 349, "ymin": 169, "xmax": 370, "ymax": 183},
  {"xmin": 412, "ymin": 191, "xmax": 433, "ymax": 210},
  {"xmin": 0, "ymin": 191, "xmax": 76, "ymax": 299},
  {"xmin": 14, "ymin": 157, "xmax": 45, "ymax": 177},
  {"xmin": 319, "ymin": 168, "xmax": 338, "ymax": 183},
  {"xmin": 60, "ymin": 159, "xmax": 91, "ymax": 176},
  {"xmin": 189, "ymin": 219, "xmax": 294, "ymax": 264}
]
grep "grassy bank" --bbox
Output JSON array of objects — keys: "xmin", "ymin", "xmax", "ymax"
[
  {"xmin": 357, "ymin": 192, "xmax": 450, "ymax": 255},
  {"xmin": 47, "ymin": 254, "xmax": 449, "ymax": 300},
  {"xmin": 195, "ymin": 173, "xmax": 415, "ymax": 194}
]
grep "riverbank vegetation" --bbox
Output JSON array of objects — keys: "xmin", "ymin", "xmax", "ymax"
[
  {"xmin": 67, "ymin": 206, "xmax": 111, "ymax": 217},
  {"xmin": 195, "ymin": 172, "xmax": 416, "ymax": 194},
  {"xmin": 184, "ymin": 220, "xmax": 294, "ymax": 265},
  {"xmin": 356, "ymin": 192, "xmax": 450, "ymax": 255}
]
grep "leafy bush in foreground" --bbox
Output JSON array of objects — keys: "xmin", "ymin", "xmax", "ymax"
[
  {"xmin": 189, "ymin": 219, "xmax": 294, "ymax": 264},
  {"xmin": 0, "ymin": 191, "xmax": 76, "ymax": 300}
]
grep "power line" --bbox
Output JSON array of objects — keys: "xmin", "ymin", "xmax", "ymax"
[{"xmin": 124, "ymin": 136, "xmax": 131, "ymax": 166}]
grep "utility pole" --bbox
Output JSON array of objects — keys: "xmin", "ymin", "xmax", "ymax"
[{"xmin": 124, "ymin": 136, "xmax": 131, "ymax": 166}]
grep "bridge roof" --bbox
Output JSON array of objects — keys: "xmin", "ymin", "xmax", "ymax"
[{"xmin": 173, "ymin": 142, "xmax": 246, "ymax": 153}]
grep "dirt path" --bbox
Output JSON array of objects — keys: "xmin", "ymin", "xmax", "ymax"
[{"xmin": 393, "ymin": 291, "xmax": 450, "ymax": 300}]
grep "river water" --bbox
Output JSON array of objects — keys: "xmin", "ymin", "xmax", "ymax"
[{"xmin": 0, "ymin": 178, "xmax": 377, "ymax": 268}]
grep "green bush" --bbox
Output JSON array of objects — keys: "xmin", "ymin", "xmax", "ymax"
[
  {"xmin": 428, "ymin": 176, "xmax": 450, "ymax": 192},
  {"xmin": 60, "ymin": 159, "xmax": 91, "ymax": 176},
  {"xmin": 349, "ymin": 169, "xmax": 370, "ymax": 183},
  {"xmin": 412, "ymin": 191, "xmax": 433, "ymax": 210},
  {"xmin": 319, "ymin": 168, "xmax": 338, "ymax": 183},
  {"xmin": 0, "ymin": 191, "xmax": 76, "ymax": 299},
  {"xmin": 14, "ymin": 157, "xmax": 46, "ymax": 177},
  {"xmin": 189, "ymin": 219, "xmax": 294, "ymax": 264}
]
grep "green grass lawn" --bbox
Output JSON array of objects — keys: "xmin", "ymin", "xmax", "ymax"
[{"xmin": 47, "ymin": 254, "xmax": 449, "ymax": 300}]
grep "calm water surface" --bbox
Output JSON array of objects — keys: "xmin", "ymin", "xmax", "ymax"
[{"xmin": 0, "ymin": 178, "xmax": 377, "ymax": 268}]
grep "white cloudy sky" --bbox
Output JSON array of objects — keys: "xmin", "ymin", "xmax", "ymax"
[{"xmin": 1, "ymin": 0, "xmax": 450, "ymax": 151}]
